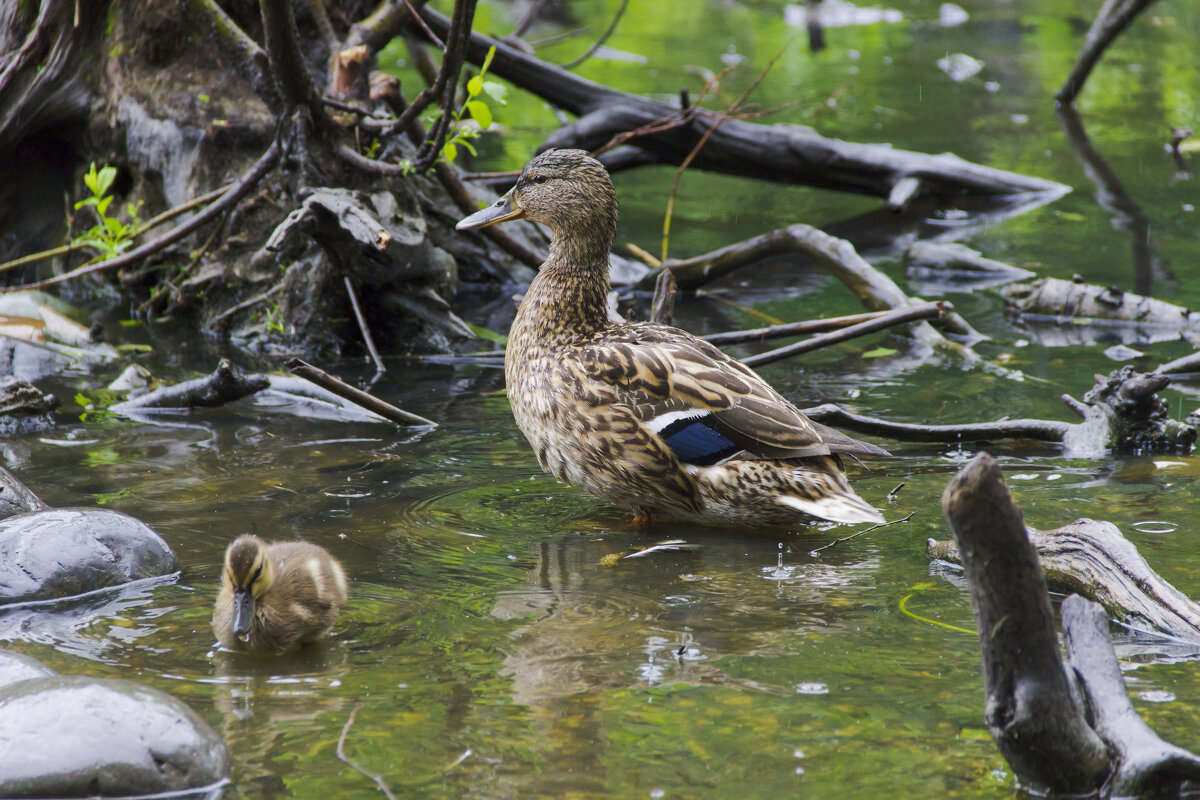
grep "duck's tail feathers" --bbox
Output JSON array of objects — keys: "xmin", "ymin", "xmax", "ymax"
[{"xmin": 776, "ymin": 465, "xmax": 885, "ymax": 525}]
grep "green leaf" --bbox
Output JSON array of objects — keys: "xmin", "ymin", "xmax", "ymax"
[
  {"xmin": 443, "ymin": 142, "xmax": 458, "ymax": 162},
  {"xmin": 481, "ymin": 81, "xmax": 508, "ymax": 105},
  {"xmin": 97, "ymin": 195, "xmax": 113, "ymax": 217},
  {"xmin": 83, "ymin": 163, "xmax": 99, "ymax": 195},
  {"xmin": 95, "ymin": 166, "xmax": 116, "ymax": 197},
  {"xmin": 103, "ymin": 217, "xmax": 125, "ymax": 236},
  {"xmin": 116, "ymin": 343, "xmax": 153, "ymax": 353},
  {"xmin": 467, "ymin": 100, "xmax": 492, "ymax": 129},
  {"xmin": 480, "ymin": 45, "xmax": 496, "ymax": 75},
  {"xmin": 863, "ymin": 347, "xmax": 897, "ymax": 358},
  {"xmin": 1056, "ymin": 210, "xmax": 1086, "ymax": 222},
  {"xmin": 467, "ymin": 75, "xmax": 483, "ymax": 97},
  {"xmin": 459, "ymin": 139, "xmax": 477, "ymax": 156},
  {"xmin": 466, "ymin": 323, "xmax": 508, "ymax": 345}
]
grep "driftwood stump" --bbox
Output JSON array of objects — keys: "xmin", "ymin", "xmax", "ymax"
[{"xmin": 943, "ymin": 453, "xmax": 1200, "ymax": 797}]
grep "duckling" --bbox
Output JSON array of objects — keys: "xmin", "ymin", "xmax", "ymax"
[
  {"xmin": 213, "ymin": 535, "xmax": 348, "ymax": 653},
  {"xmin": 457, "ymin": 148, "xmax": 887, "ymax": 527}
]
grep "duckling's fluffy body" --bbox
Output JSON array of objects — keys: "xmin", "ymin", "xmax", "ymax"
[
  {"xmin": 458, "ymin": 149, "xmax": 885, "ymax": 526},
  {"xmin": 213, "ymin": 535, "xmax": 348, "ymax": 653}
]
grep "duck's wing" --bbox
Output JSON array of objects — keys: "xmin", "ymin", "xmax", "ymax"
[{"xmin": 580, "ymin": 325, "xmax": 888, "ymax": 467}]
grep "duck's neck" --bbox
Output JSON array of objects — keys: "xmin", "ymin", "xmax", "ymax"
[{"xmin": 521, "ymin": 218, "xmax": 615, "ymax": 338}]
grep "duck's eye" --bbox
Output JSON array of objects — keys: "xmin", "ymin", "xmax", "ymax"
[{"xmin": 533, "ymin": 174, "xmax": 548, "ymax": 184}]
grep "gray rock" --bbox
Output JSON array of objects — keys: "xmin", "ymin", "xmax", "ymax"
[
  {"xmin": 0, "ymin": 650, "xmax": 55, "ymax": 689},
  {"xmin": 0, "ymin": 509, "xmax": 177, "ymax": 604},
  {"xmin": 0, "ymin": 676, "xmax": 229, "ymax": 797}
]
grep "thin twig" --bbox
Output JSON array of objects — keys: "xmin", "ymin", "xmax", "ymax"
[
  {"xmin": 138, "ymin": 218, "xmax": 226, "ymax": 315},
  {"xmin": 208, "ymin": 282, "xmax": 284, "ymax": 327},
  {"xmin": 702, "ymin": 310, "xmax": 893, "ymax": 347},
  {"xmin": 560, "ymin": 0, "xmax": 628, "ymax": 70},
  {"xmin": 810, "ymin": 511, "xmax": 915, "ymax": 556},
  {"xmin": 740, "ymin": 301, "xmax": 945, "ymax": 368},
  {"xmin": 403, "ymin": 0, "xmax": 443, "ymax": 48},
  {"xmin": 886, "ymin": 482, "xmax": 905, "ymax": 500},
  {"xmin": 2, "ymin": 136, "xmax": 282, "ymax": 293},
  {"xmin": 624, "ymin": 242, "xmax": 661, "ymax": 268},
  {"xmin": 322, "ymin": 96, "xmax": 387, "ymax": 118},
  {"xmin": 337, "ymin": 706, "xmax": 399, "ymax": 800},
  {"xmin": 287, "ymin": 358, "xmax": 437, "ymax": 427},
  {"xmin": 344, "ymin": 276, "xmax": 386, "ymax": 374},
  {"xmin": 513, "ymin": 0, "xmax": 550, "ymax": 36},
  {"xmin": 662, "ymin": 42, "xmax": 790, "ymax": 261}
]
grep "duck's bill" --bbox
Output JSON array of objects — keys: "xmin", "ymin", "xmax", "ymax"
[
  {"xmin": 232, "ymin": 588, "xmax": 255, "ymax": 638},
  {"xmin": 456, "ymin": 191, "xmax": 524, "ymax": 230}
]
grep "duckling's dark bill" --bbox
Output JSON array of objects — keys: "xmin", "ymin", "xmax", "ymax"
[
  {"xmin": 456, "ymin": 192, "xmax": 524, "ymax": 229},
  {"xmin": 232, "ymin": 589, "xmax": 254, "ymax": 638}
]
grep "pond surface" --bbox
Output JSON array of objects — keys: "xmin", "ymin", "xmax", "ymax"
[{"xmin": 5, "ymin": 0, "xmax": 1200, "ymax": 797}]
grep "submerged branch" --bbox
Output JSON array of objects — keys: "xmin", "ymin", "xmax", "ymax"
[
  {"xmin": 286, "ymin": 358, "xmax": 436, "ymax": 427},
  {"xmin": 112, "ymin": 359, "xmax": 269, "ymax": 411},
  {"xmin": 800, "ymin": 404, "xmax": 1072, "ymax": 443}
]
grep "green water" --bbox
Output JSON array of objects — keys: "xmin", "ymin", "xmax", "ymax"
[{"xmin": 6, "ymin": 0, "xmax": 1200, "ymax": 797}]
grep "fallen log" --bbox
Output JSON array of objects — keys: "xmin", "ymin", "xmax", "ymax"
[
  {"xmin": 419, "ymin": 7, "xmax": 1070, "ymax": 205},
  {"xmin": 1004, "ymin": 277, "xmax": 1198, "ymax": 331},
  {"xmin": 928, "ymin": 518, "xmax": 1200, "ymax": 641},
  {"xmin": 111, "ymin": 359, "xmax": 268, "ymax": 412},
  {"xmin": 943, "ymin": 453, "xmax": 1200, "ymax": 797},
  {"xmin": 800, "ymin": 365, "xmax": 1197, "ymax": 455}
]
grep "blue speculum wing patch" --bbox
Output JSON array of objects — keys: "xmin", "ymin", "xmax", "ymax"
[{"xmin": 659, "ymin": 415, "xmax": 741, "ymax": 466}]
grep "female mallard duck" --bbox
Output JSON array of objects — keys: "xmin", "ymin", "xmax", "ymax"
[
  {"xmin": 213, "ymin": 535, "xmax": 348, "ymax": 652},
  {"xmin": 457, "ymin": 149, "xmax": 886, "ymax": 526}
]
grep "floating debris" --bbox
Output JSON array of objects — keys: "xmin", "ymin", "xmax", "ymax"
[
  {"xmin": 600, "ymin": 540, "xmax": 702, "ymax": 566},
  {"xmin": 939, "ymin": 3, "xmax": 968, "ymax": 26},
  {"xmin": 937, "ymin": 53, "xmax": 985, "ymax": 82}
]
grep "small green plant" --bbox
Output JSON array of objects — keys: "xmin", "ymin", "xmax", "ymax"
[
  {"xmin": 73, "ymin": 163, "xmax": 140, "ymax": 261},
  {"xmin": 263, "ymin": 301, "xmax": 285, "ymax": 334},
  {"xmin": 432, "ymin": 45, "xmax": 507, "ymax": 163}
]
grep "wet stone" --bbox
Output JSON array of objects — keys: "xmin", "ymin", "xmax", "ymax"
[
  {"xmin": 0, "ymin": 676, "xmax": 230, "ymax": 798},
  {"xmin": 0, "ymin": 509, "xmax": 178, "ymax": 604},
  {"xmin": 0, "ymin": 649, "xmax": 56, "ymax": 689}
]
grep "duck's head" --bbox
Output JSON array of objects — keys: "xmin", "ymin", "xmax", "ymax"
[
  {"xmin": 456, "ymin": 149, "xmax": 618, "ymax": 245},
  {"xmin": 222, "ymin": 535, "xmax": 275, "ymax": 640}
]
